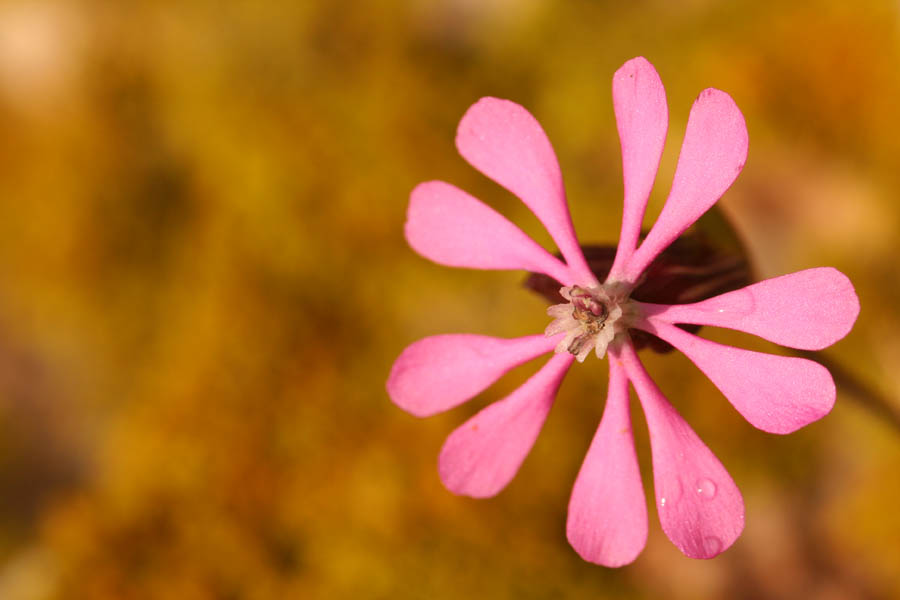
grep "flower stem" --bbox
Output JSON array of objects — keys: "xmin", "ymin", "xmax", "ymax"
[{"xmin": 797, "ymin": 350, "xmax": 900, "ymax": 434}]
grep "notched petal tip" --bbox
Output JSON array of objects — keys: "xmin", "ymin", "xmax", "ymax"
[
  {"xmin": 693, "ymin": 87, "xmax": 749, "ymax": 161},
  {"xmin": 621, "ymin": 55, "xmax": 652, "ymax": 67},
  {"xmin": 613, "ymin": 56, "xmax": 658, "ymax": 83}
]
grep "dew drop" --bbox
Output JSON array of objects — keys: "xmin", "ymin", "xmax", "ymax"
[
  {"xmin": 696, "ymin": 478, "xmax": 717, "ymax": 500},
  {"xmin": 702, "ymin": 536, "xmax": 723, "ymax": 556},
  {"xmin": 660, "ymin": 497, "xmax": 666, "ymax": 507}
]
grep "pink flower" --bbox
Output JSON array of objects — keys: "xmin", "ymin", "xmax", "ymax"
[{"xmin": 387, "ymin": 57, "xmax": 859, "ymax": 566}]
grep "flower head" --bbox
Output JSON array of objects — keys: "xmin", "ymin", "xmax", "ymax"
[
  {"xmin": 387, "ymin": 57, "xmax": 859, "ymax": 566},
  {"xmin": 545, "ymin": 282, "xmax": 631, "ymax": 361}
]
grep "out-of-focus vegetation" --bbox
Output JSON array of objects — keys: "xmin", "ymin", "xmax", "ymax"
[{"xmin": 0, "ymin": 1, "xmax": 897, "ymax": 598}]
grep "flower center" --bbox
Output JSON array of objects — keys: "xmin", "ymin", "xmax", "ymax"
[{"xmin": 544, "ymin": 283, "xmax": 633, "ymax": 362}]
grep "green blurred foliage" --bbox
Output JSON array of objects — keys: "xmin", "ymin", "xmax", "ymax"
[{"xmin": 0, "ymin": 0, "xmax": 897, "ymax": 598}]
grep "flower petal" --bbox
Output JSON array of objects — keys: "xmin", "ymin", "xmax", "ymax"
[
  {"xmin": 567, "ymin": 355, "xmax": 647, "ymax": 567},
  {"xmin": 625, "ymin": 88, "xmax": 748, "ymax": 282},
  {"xmin": 438, "ymin": 353, "xmax": 574, "ymax": 498},
  {"xmin": 638, "ymin": 267, "xmax": 859, "ymax": 351},
  {"xmin": 607, "ymin": 57, "xmax": 669, "ymax": 282},
  {"xmin": 639, "ymin": 320, "xmax": 835, "ymax": 434},
  {"xmin": 387, "ymin": 334, "xmax": 558, "ymax": 418},
  {"xmin": 406, "ymin": 181, "xmax": 574, "ymax": 284},
  {"xmin": 455, "ymin": 98, "xmax": 596, "ymax": 286},
  {"xmin": 620, "ymin": 342, "xmax": 744, "ymax": 559}
]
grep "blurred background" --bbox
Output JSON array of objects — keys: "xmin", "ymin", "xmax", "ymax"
[{"xmin": 0, "ymin": 0, "xmax": 897, "ymax": 598}]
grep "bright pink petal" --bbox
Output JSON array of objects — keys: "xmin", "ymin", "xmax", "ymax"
[
  {"xmin": 567, "ymin": 355, "xmax": 647, "ymax": 567},
  {"xmin": 406, "ymin": 181, "xmax": 574, "ymax": 284},
  {"xmin": 455, "ymin": 98, "xmax": 596, "ymax": 286},
  {"xmin": 619, "ymin": 342, "xmax": 744, "ymax": 559},
  {"xmin": 625, "ymin": 89, "xmax": 748, "ymax": 282},
  {"xmin": 639, "ymin": 320, "xmax": 835, "ymax": 434},
  {"xmin": 607, "ymin": 57, "xmax": 669, "ymax": 283},
  {"xmin": 438, "ymin": 353, "xmax": 574, "ymax": 498},
  {"xmin": 638, "ymin": 267, "xmax": 859, "ymax": 351},
  {"xmin": 387, "ymin": 334, "xmax": 558, "ymax": 418}
]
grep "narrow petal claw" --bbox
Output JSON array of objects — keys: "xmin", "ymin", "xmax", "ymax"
[
  {"xmin": 620, "ymin": 343, "xmax": 744, "ymax": 559},
  {"xmin": 567, "ymin": 355, "xmax": 648, "ymax": 567},
  {"xmin": 387, "ymin": 334, "xmax": 558, "ymax": 418},
  {"xmin": 607, "ymin": 57, "xmax": 669, "ymax": 282},
  {"xmin": 455, "ymin": 98, "xmax": 596, "ymax": 286},
  {"xmin": 637, "ymin": 267, "xmax": 859, "ymax": 351},
  {"xmin": 640, "ymin": 320, "xmax": 835, "ymax": 434},
  {"xmin": 406, "ymin": 181, "xmax": 574, "ymax": 284},
  {"xmin": 438, "ymin": 353, "xmax": 574, "ymax": 498},
  {"xmin": 626, "ymin": 88, "xmax": 748, "ymax": 282}
]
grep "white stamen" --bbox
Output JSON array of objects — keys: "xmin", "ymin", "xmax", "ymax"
[{"xmin": 544, "ymin": 283, "xmax": 634, "ymax": 362}]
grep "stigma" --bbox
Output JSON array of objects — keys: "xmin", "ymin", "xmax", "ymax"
[{"xmin": 544, "ymin": 283, "xmax": 632, "ymax": 362}]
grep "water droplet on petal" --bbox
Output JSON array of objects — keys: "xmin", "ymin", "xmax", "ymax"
[
  {"xmin": 660, "ymin": 497, "xmax": 666, "ymax": 507},
  {"xmin": 702, "ymin": 536, "xmax": 723, "ymax": 556},
  {"xmin": 696, "ymin": 478, "xmax": 717, "ymax": 499}
]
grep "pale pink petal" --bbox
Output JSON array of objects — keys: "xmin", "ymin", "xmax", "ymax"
[
  {"xmin": 619, "ymin": 342, "xmax": 744, "ymax": 559},
  {"xmin": 406, "ymin": 181, "xmax": 574, "ymax": 284},
  {"xmin": 438, "ymin": 353, "xmax": 574, "ymax": 498},
  {"xmin": 625, "ymin": 89, "xmax": 748, "ymax": 282},
  {"xmin": 639, "ymin": 319, "xmax": 835, "ymax": 434},
  {"xmin": 387, "ymin": 334, "xmax": 558, "ymax": 418},
  {"xmin": 455, "ymin": 98, "xmax": 596, "ymax": 286},
  {"xmin": 638, "ymin": 267, "xmax": 859, "ymax": 351},
  {"xmin": 566, "ymin": 354, "xmax": 647, "ymax": 567},
  {"xmin": 607, "ymin": 57, "xmax": 669, "ymax": 283}
]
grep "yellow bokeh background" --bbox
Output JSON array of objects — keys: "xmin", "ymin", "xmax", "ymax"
[{"xmin": 0, "ymin": 1, "xmax": 897, "ymax": 598}]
